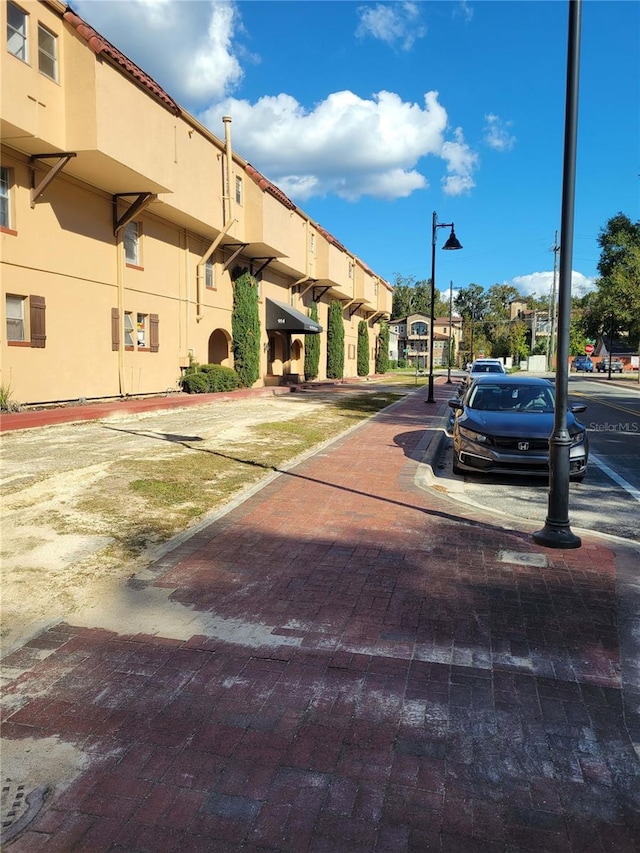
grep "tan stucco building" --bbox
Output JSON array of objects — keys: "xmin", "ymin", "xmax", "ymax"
[{"xmin": 1, "ymin": 0, "xmax": 392, "ymax": 406}]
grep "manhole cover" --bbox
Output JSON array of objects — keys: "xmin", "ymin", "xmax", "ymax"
[{"xmin": 1, "ymin": 779, "xmax": 49, "ymax": 844}]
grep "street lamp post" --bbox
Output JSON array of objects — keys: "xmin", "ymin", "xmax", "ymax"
[
  {"xmin": 427, "ymin": 212, "xmax": 462, "ymax": 403},
  {"xmin": 533, "ymin": 0, "xmax": 582, "ymax": 550}
]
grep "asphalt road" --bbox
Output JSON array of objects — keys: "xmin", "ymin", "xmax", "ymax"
[{"xmin": 433, "ymin": 374, "xmax": 640, "ymax": 544}]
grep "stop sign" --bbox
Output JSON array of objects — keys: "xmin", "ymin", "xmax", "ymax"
[{"xmin": 585, "ymin": 344, "xmax": 594, "ymax": 354}]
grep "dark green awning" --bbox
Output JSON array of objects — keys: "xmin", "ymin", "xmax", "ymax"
[{"xmin": 266, "ymin": 298, "xmax": 322, "ymax": 334}]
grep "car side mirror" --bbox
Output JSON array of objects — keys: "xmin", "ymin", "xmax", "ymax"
[
  {"xmin": 570, "ymin": 404, "xmax": 587, "ymax": 413},
  {"xmin": 448, "ymin": 399, "xmax": 463, "ymax": 411}
]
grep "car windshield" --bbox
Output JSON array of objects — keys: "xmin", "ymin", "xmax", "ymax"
[
  {"xmin": 471, "ymin": 363, "xmax": 504, "ymax": 373},
  {"xmin": 468, "ymin": 384, "xmax": 555, "ymax": 412}
]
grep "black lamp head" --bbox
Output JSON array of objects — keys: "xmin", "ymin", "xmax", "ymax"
[{"xmin": 442, "ymin": 226, "xmax": 462, "ymax": 251}]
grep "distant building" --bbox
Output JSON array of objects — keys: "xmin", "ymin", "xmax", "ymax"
[{"xmin": 389, "ymin": 313, "xmax": 462, "ymax": 368}]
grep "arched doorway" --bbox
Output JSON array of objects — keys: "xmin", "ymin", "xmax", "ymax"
[{"xmin": 208, "ymin": 329, "xmax": 231, "ymax": 365}]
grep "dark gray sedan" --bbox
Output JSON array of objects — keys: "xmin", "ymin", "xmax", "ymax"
[{"xmin": 448, "ymin": 375, "xmax": 588, "ymax": 481}]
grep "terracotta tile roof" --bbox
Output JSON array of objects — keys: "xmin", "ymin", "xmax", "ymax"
[
  {"xmin": 63, "ymin": 9, "xmax": 181, "ymax": 116},
  {"xmin": 316, "ymin": 225, "xmax": 347, "ymax": 254},
  {"xmin": 245, "ymin": 164, "xmax": 297, "ymax": 210}
]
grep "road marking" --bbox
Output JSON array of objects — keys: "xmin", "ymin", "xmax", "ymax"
[
  {"xmin": 572, "ymin": 391, "xmax": 640, "ymax": 417},
  {"xmin": 590, "ymin": 453, "xmax": 640, "ymax": 504}
]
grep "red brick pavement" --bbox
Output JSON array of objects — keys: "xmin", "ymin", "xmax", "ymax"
[{"xmin": 2, "ymin": 381, "xmax": 639, "ymax": 851}]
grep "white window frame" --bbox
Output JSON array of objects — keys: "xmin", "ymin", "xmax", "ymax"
[
  {"xmin": 204, "ymin": 258, "xmax": 214, "ymax": 289},
  {"xmin": 235, "ymin": 175, "xmax": 243, "ymax": 205},
  {"xmin": 1, "ymin": 166, "xmax": 12, "ymax": 230},
  {"xmin": 7, "ymin": 2, "xmax": 28, "ymax": 62},
  {"xmin": 124, "ymin": 221, "xmax": 140, "ymax": 266},
  {"xmin": 124, "ymin": 312, "xmax": 135, "ymax": 347},
  {"xmin": 37, "ymin": 22, "xmax": 57, "ymax": 81},
  {"xmin": 6, "ymin": 294, "xmax": 25, "ymax": 341}
]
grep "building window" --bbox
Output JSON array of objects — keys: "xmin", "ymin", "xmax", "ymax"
[
  {"xmin": 235, "ymin": 176, "xmax": 243, "ymax": 205},
  {"xmin": 309, "ymin": 233, "xmax": 315, "ymax": 254},
  {"xmin": 124, "ymin": 221, "xmax": 140, "ymax": 266},
  {"xmin": 205, "ymin": 258, "xmax": 214, "ymax": 289},
  {"xmin": 6, "ymin": 294, "xmax": 25, "ymax": 341},
  {"xmin": 124, "ymin": 312, "xmax": 135, "ymax": 347},
  {"xmin": 136, "ymin": 313, "xmax": 147, "ymax": 347},
  {"xmin": 38, "ymin": 23, "xmax": 57, "ymax": 80},
  {"xmin": 1, "ymin": 166, "xmax": 12, "ymax": 230},
  {"xmin": 6, "ymin": 294, "xmax": 45, "ymax": 347},
  {"xmin": 348, "ymin": 262, "xmax": 354, "ymax": 279},
  {"xmin": 7, "ymin": 3, "xmax": 28, "ymax": 62}
]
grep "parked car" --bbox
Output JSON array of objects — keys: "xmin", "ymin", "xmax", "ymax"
[
  {"xmin": 596, "ymin": 358, "xmax": 624, "ymax": 373},
  {"xmin": 572, "ymin": 356, "xmax": 594, "ymax": 372},
  {"xmin": 448, "ymin": 375, "xmax": 588, "ymax": 481},
  {"xmin": 459, "ymin": 358, "xmax": 507, "ymax": 391}
]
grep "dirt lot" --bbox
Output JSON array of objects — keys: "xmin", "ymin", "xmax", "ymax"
[{"xmin": 1, "ymin": 385, "xmax": 407, "ymax": 657}]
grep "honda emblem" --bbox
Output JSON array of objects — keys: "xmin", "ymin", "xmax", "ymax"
[{"xmin": 518, "ymin": 441, "xmax": 530, "ymax": 451}]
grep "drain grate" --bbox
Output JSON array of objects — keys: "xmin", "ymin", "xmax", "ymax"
[{"xmin": 1, "ymin": 779, "xmax": 49, "ymax": 844}]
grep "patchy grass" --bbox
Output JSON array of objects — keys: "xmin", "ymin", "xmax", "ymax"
[{"xmin": 73, "ymin": 390, "xmax": 402, "ymax": 557}]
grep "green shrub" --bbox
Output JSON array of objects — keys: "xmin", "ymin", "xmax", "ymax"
[
  {"xmin": 200, "ymin": 364, "xmax": 240, "ymax": 392},
  {"xmin": 181, "ymin": 372, "xmax": 209, "ymax": 394},
  {"xmin": 375, "ymin": 322, "xmax": 390, "ymax": 374},
  {"xmin": 0, "ymin": 382, "xmax": 20, "ymax": 412},
  {"xmin": 326, "ymin": 300, "xmax": 345, "ymax": 379},
  {"xmin": 231, "ymin": 268, "xmax": 261, "ymax": 388},
  {"xmin": 357, "ymin": 320, "xmax": 369, "ymax": 376},
  {"xmin": 304, "ymin": 302, "xmax": 321, "ymax": 381}
]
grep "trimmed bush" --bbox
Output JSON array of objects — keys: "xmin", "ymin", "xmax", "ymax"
[
  {"xmin": 326, "ymin": 300, "xmax": 345, "ymax": 379},
  {"xmin": 200, "ymin": 364, "xmax": 241, "ymax": 392},
  {"xmin": 181, "ymin": 372, "xmax": 209, "ymax": 394},
  {"xmin": 231, "ymin": 268, "xmax": 261, "ymax": 388},
  {"xmin": 357, "ymin": 320, "xmax": 369, "ymax": 376},
  {"xmin": 304, "ymin": 302, "xmax": 321, "ymax": 381},
  {"xmin": 375, "ymin": 322, "xmax": 390, "ymax": 374}
]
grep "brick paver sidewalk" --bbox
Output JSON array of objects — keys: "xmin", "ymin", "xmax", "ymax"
[{"xmin": 2, "ymin": 383, "xmax": 639, "ymax": 851}]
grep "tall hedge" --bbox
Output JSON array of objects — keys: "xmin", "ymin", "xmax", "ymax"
[
  {"xmin": 375, "ymin": 321, "xmax": 390, "ymax": 374},
  {"xmin": 231, "ymin": 268, "xmax": 260, "ymax": 388},
  {"xmin": 304, "ymin": 302, "xmax": 320, "ymax": 381},
  {"xmin": 357, "ymin": 320, "xmax": 370, "ymax": 376},
  {"xmin": 326, "ymin": 300, "xmax": 345, "ymax": 379}
]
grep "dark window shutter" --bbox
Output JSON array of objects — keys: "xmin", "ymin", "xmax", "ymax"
[
  {"xmin": 30, "ymin": 296, "xmax": 46, "ymax": 348},
  {"xmin": 150, "ymin": 313, "xmax": 159, "ymax": 352},
  {"xmin": 111, "ymin": 308, "xmax": 120, "ymax": 350}
]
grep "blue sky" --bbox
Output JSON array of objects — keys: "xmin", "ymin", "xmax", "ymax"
[{"xmin": 74, "ymin": 0, "xmax": 639, "ymax": 303}]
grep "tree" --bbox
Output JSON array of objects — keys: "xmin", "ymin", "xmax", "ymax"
[
  {"xmin": 357, "ymin": 320, "xmax": 369, "ymax": 376},
  {"xmin": 508, "ymin": 321, "xmax": 529, "ymax": 363},
  {"xmin": 591, "ymin": 213, "xmax": 640, "ymax": 348},
  {"xmin": 455, "ymin": 284, "xmax": 489, "ymax": 361},
  {"xmin": 304, "ymin": 302, "xmax": 320, "ymax": 381},
  {"xmin": 376, "ymin": 322, "xmax": 390, "ymax": 374},
  {"xmin": 231, "ymin": 268, "xmax": 260, "ymax": 388},
  {"xmin": 326, "ymin": 300, "xmax": 345, "ymax": 379},
  {"xmin": 392, "ymin": 273, "xmax": 449, "ymax": 318}
]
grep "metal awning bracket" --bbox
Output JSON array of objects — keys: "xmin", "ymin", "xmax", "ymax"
[
  {"xmin": 349, "ymin": 301, "xmax": 366, "ymax": 318},
  {"xmin": 113, "ymin": 192, "xmax": 157, "ymax": 235},
  {"xmin": 252, "ymin": 257, "xmax": 276, "ymax": 278},
  {"xmin": 30, "ymin": 153, "xmax": 77, "ymax": 207},
  {"xmin": 312, "ymin": 286, "xmax": 331, "ymax": 302},
  {"xmin": 223, "ymin": 244, "xmax": 249, "ymax": 271}
]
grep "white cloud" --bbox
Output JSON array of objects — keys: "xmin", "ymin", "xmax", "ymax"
[
  {"xmin": 484, "ymin": 114, "xmax": 516, "ymax": 151},
  {"xmin": 74, "ymin": 0, "xmax": 245, "ymax": 106},
  {"xmin": 73, "ymin": 1, "xmax": 480, "ymax": 203},
  {"xmin": 508, "ymin": 271, "xmax": 596, "ymax": 297},
  {"xmin": 203, "ymin": 90, "xmax": 477, "ymax": 202},
  {"xmin": 440, "ymin": 128, "xmax": 479, "ymax": 195},
  {"xmin": 356, "ymin": 2, "xmax": 426, "ymax": 51}
]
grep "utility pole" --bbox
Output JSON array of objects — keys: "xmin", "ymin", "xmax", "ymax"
[{"xmin": 547, "ymin": 231, "xmax": 560, "ymax": 371}]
